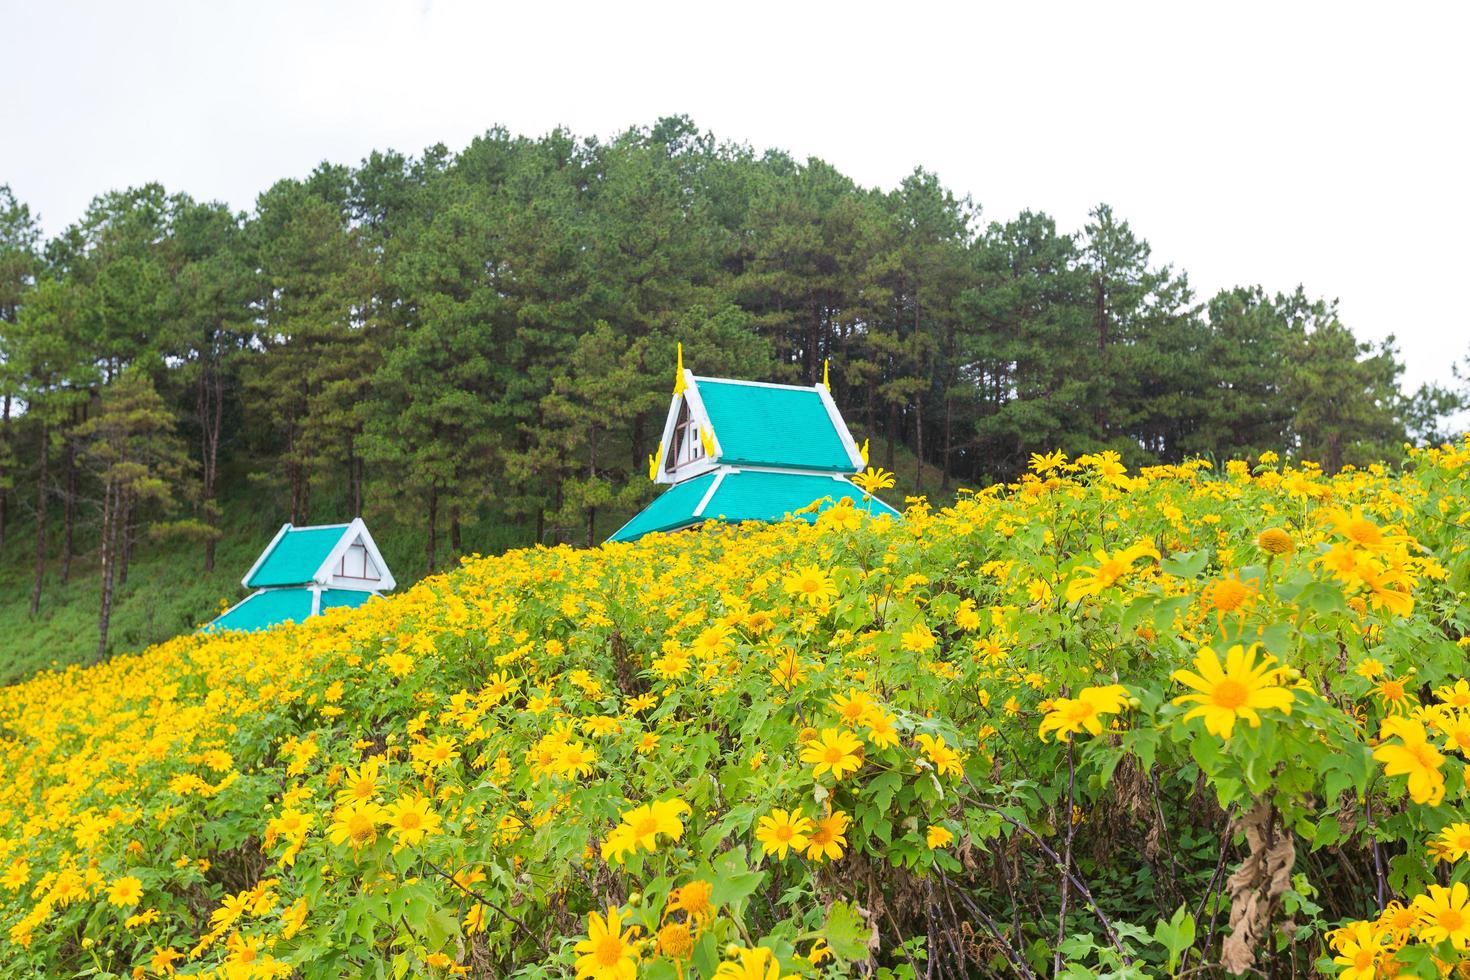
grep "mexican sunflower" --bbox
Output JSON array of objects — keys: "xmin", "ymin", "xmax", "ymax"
[
  {"xmin": 1065, "ymin": 540, "xmax": 1160, "ymax": 602},
  {"xmin": 1170, "ymin": 644, "xmax": 1295, "ymax": 738},
  {"xmin": 574, "ymin": 906, "xmax": 641, "ymax": 980}
]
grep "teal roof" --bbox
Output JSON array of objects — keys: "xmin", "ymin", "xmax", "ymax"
[
  {"xmin": 704, "ymin": 471, "xmax": 900, "ymax": 524},
  {"xmin": 209, "ymin": 587, "xmax": 376, "ymax": 632},
  {"xmin": 319, "ymin": 589, "xmax": 375, "ymax": 613},
  {"xmin": 210, "ymin": 588, "xmax": 315, "ymax": 631},
  {"xmin": 607, "ymin": 470, "xmax": 898, "ymax": 543},
  {"xmin": 246, "ymin": 526, "xmax": 346, "ymax": 587},
  {"xmin": 607, "ymin": 473, "xmax": 718, "ymax": 542},
  {"xmin": 696, "ymin": 379, "xmax": 856, "ymax": 472}
]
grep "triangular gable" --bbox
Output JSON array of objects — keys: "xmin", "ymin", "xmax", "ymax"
[
  {"xmin": 653, "ymin": 375, "xmax": 721, "ymax": 485},
  {"xmin": 652, "ymin": 371, "xmax": 865, "ymax": 483},
  {"xmin": 319, "ymin": 519, "xmax": 397, "ymax": 592},
  {"xmin": 242, "ymin": 519, "xmax": 395, "ymax": 592}
]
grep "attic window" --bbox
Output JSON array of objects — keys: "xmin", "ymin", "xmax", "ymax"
[
  {"xmin": 337, "ymin": 542, "xmax": 380, "ymax": 581},
  {"xmin": 666, "ymin": 399, "xmax": 704, "ymax": 472}
]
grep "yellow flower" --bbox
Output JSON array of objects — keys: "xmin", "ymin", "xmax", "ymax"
[
  {"xmin": 573, "ymin": 906, "xmax": 641, "ymax": 980},
  {"xmin": 600, "ymin": 798, "xmax": 692, "ymax": 865},
  {"xmin": 149, "ymin": 947, "xmax": 184, "ymax": 976},
  {"xmin": 803, "ymin": 811, "xmax": 850, "ymax": 862},
  {"xmin": 107, "ymin": 875, "xmax": 143, "ymax": 907},
  {"xmin": 900, "ymin": 621, "xmax": 936, "ymax": 654},
  {"xmin": 1414, "ymin": 881, "xmax": 1470, "ymax": 949},
  {"xmin": 327, "ymin": 800, "xmax": 385, "ymax": 850},
  {"xmin": 1256, "ymin": 527, "xmax": 1295, "ymax": 556},
  {"xmin": 714, "ymin": 946, "xmax": 798, "ymax": 980},
  {"xmin": 1373, "ymin": 717, "xmax": 1446, "ymax": 806},
  {"xmin": 852, "ymin": 466, "xmax": 896, "ymax": 495},
  {"xmin": 656, "ymin": 920, "xmax": 695, "ymax": 961},
  {"xmin": 1170, "ymin": 644, "xmax": 1295, "ymax": 738},
  {"xmin": 1200, "ymin": 573, "xmax": 1258, "ymax": 618},
  {"xmin": 1437, "ymin": 823, "xmax": 1470, "ymax": 862},
  {"xmin": 755, "ymin": 809, "xmax": 814, "ymax": 860},
  {"xmin": 1065, "ymin": 540, "xmax": 1159, "ymax": 602},
  {"xmin": 782, "ymin": 566, "xmax": 838, "ymax": 607},
  {"xmin": 914, "ymin": 732, "xmax": 964, "ymax": 778},
  {"xmin": 1439, "ymin": 680, "xmax": 1470, "ymax": 710},
  {"xmin": 1037, "ymin": 684, "xmax": 1130, "ymax": 742},
  {"xmin": 666, "ymin": 878, "xmax": 715, "ymax": 926},
  {"xmin": 2, "ymin": 860, "xmax": 28, "ymax": 891},
  {"xmin": 384, "ymin": 794, "xmax": 442, "ymax": 847},
  {"xmin": 926, "ymin": 825, "xmax": 955, "ymax": 849},
  {"xmin": 799, "ymin": 727, "xmax": 864, "ymax": 781},
  {"xmin": 832, "ymin": 689, "xmax": 875, "ymax": 725},
  {"xmin": 1329, "ymin": 920, "xmax": 1384, "ymax": 980},
  {"xmin": 1354, "ymin": 658, "xmax": 1386, "ymax": 680}
]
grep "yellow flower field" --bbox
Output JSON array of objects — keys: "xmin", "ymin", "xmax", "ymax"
[{"xmin": 2, "ymin": 443, "xmax": 1470, "ymax": 978}]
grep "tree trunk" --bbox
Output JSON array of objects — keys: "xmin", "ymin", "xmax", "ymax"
[
  {"xmin": 885, "ymin": 400, "xmax": 897, "ymax": 471},
  {"xmin": 450, "ymin": 507, "xmax": 461, "ymax": 558},
  {"xmin": 96, "ymin": 482, "xmax": 118, "ymax": 663},
  {"xmin": 200, "ymin": 359, "xmax": 224, "ymax": 572},
  {"xmin": 942, "ymin": 394, "xmax": 952, "ymax": 490},
  {"xmin": 914, "ymin": 396, "xmax": 924, "ymax": 492},
  {"xmin": 29, "ymin": 422, "xmax": 48, "ymax": 616},
  {"xmin": 60, "ymin": 435, "xmax": 77, "ymax": 585},
  {"xmin": 425, "ymin": 485, "xmax": 438, "ymax": 574},
  {"xmin": 119, "ymin": 489, "xmax": 136, "ymax": 587},
  {"xmin": 0, "ymin": 393, "xmax": 10, "ymax": 550}
]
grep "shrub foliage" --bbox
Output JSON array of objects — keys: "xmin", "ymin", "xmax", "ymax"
[{"xmin": 2, "ymin": 444, "xmax": 1470, "ymax": 978}]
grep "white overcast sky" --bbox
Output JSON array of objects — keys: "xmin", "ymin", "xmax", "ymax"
[{"xmin": 5, "ymin": 0, "xmax": 1467, "ymax": 390}]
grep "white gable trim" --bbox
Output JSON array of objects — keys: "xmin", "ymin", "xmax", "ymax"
[
  {"xmin": 314, "ymin": 517, "xmax": 397, "ymax": 592},
  {"xmin": 691, "ymin": 469, "xmax": 727, "ymax": 518},
  {"xmin": 682, "ymin": 375, "xmax": 720, "ymax": 458},
  {"xmin": 691, "ymin": 375, "xmax": 816, "ymax": 392},
  {"xmin": 814, "ymin": 383, "xmax": 867, "ymax": 470},
  {"xmin": 240, "ymin": 523, "xmax": 292, "ymax": 589},
  {"xmin": 654, "ymin": 374, "xmax": 722, "ymax": 485}
]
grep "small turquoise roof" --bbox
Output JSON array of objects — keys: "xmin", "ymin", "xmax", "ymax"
[
  {"xmin": 607, "ymin": 473, "xmax": 718, "ymax": 542},
  {"xmin": 246, "ymin": 526, "xmax": 347, "ymax": 587},
  {"xmin": 210, "ymin": 588, "xmax": 314, "ymax": 631},
  {"xmin": 696, "ymin": 379, "xmax": 856, "ymax": 472},
  {"xmin": 209, "ymin": 587, "xmax": 374, "ymax": 632},
  {"xmin": 607, "ymin": 470, "xmax": 897, "ymax": 543}
]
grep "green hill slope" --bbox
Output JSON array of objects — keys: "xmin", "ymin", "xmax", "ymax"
[{"xmin": 0, "ymin": 436, "xmax": 948, "ymax": 681}]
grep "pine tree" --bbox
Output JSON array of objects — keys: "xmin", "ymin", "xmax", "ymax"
[{"xmin": 75, "ymin": 367, "xmax": 194, "ymax": 661}]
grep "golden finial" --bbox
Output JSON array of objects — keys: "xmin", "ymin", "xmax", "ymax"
[
  {"xmin": 647, "ymin": 449, "xmax": 659, "ymax": 482},
  {"xmin": 673, "ymin": 342, "xmax": 686, "ymax": 395},
  {"xmin": 822, "ymin": 358, "xmax": 829, "ymax": 388},
  {"xmin": 860, "ymin": 438, "xmax": 870, "ymax": 466}
]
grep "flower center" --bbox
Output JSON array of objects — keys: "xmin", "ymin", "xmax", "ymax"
[
  {"xmin": 596, "ymin": 936, "xmax": 625, "ymax": 966},
  {"xmin": 635, "ymin": 817, "xmax": 660, "ymax": 839},
  {"xmin": 398, "ymin": 811, "xmax": 421, "ymax": 830},
  {"xmin": 825, "ymin": 746, "xmax": 846, "ymax": 764},
  {"xmin": 1211, "ymin": 680, "xmax": 1249, "ymax": 710},
  {"xmin": 1441, "ymin": 908, "xmax": 1464, "ymax": 933}
]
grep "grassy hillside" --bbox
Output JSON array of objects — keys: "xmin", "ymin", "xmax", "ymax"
[
  {"xmin": 0, "ymin": 434, "xmax": 949, "ymax": 682},
  {"xmin": 0, "ymin": 444, "xmax": 1467, "ymax": 977}
]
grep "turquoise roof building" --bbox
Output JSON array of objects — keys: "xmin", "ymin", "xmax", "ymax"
[
  {"xmin": 608, "ymin": 358, "xmax": 900, "ymax": 543},
  {"xmin": 209, "ymin": 518, "xmax": 395, "ymax": 631}
]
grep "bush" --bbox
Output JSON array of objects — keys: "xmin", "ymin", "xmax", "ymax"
[{"xmin": 2, "ymin": 443, "xmax": 1469, "ymax": 978}]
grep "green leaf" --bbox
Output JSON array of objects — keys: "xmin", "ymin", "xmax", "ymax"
[
  {"xmin": 824, "ymin": 901, "xmax": 871, "ymax": 962},
  {"xmin": 1160, "ymin": 549, "xmax": 1210, "ymax": 580}
]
